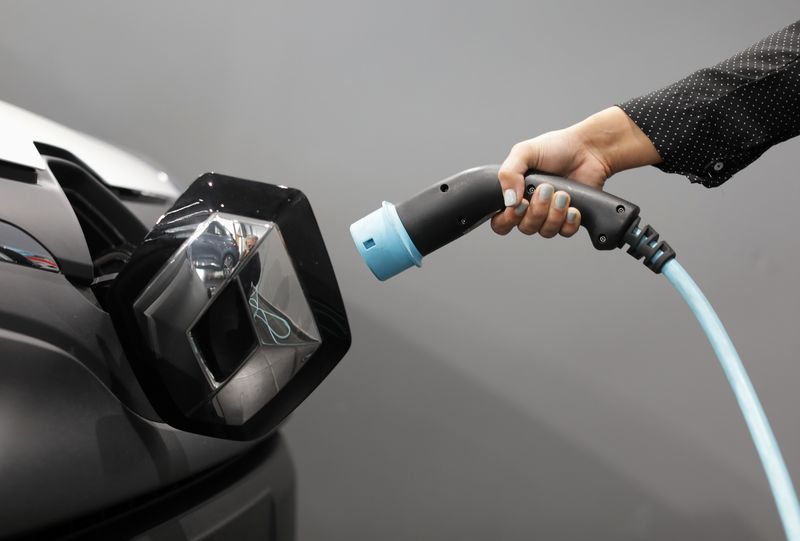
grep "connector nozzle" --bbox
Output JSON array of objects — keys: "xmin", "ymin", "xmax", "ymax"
[{"xmin": 349, "ymin": 201, "xmax": 422, "ymax": 281}]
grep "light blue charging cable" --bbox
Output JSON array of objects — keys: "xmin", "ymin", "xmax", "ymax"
[
  {"xmin": 662, "ymin": 258, "xmax": 800, "ymax": 541},
  {"xmin": 350, "ymin": 168, "xmax": 799, "ymax": 537}
]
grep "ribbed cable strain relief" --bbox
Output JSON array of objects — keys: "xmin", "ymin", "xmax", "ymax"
[{"xmin": 623, "ymin": 216, "xmax": 676, "ymax": 273}]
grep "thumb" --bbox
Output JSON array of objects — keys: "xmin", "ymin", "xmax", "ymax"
[{"xmin": 498, "ymin": 140, "xmax": 542, "ymax": 206}]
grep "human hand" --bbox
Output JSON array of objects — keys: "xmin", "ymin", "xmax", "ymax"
[{"xmin": 491, "ymin": 106, "xmax": 661, "ymax": 238}]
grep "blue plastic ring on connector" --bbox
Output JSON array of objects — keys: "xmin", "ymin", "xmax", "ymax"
[{"xmin": 350, "ymin": 201, "xmax": 422, "ymax": 281}]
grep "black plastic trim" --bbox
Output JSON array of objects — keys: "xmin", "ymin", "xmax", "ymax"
[
  {"xmin": 35, "ymin": 143, "xmax": 169, "ymax": 203},
  {"xmin": 523, "ymin": 171, "xmax": 640, "ymax": 250},
  {"xmin": 623, "ymin": 217, "xmax": 677, "ymax": 273},
  {"xmin": 10, "ymin": 435, "xmax": 291, "ymax": 541},
  {"xmin": 0, "ymin": 159, "xmax": 37, "ymax": 184},
  {"xmin": 394, "ymin": 165, "xmax": 641, "ymax": 256},
  {"xmin": 43, "ymin": 156, "xmax": 149, "ymax": 282},
  {"xmin": 396, "ymin": 166, "xmax": 505, "ymax": 256}
]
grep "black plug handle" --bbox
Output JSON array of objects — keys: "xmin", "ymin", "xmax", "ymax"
[
  {"xmin": 523, "ymin": 171, "xmax": 640, "ymax": 250},
  {"xmin": 394, "ymin": 165, "xmax": 641, "ymax": 257}
]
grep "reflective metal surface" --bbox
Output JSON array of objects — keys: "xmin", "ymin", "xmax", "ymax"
[
  {"xmin": 109, "ymin": 173, "xmax": 350, "ymax": 440},
  {"xmin": 134, "ymin": 213, "xmax": 321, "ymax": 425},
  {"xmin": 0, "ymin": 220, "xmax": 59, "ymax": 272}
]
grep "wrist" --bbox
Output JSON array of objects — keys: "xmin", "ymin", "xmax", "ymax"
[{"xmin": 571, "ymin": 106, "xmax": 662, "ymax": 175}]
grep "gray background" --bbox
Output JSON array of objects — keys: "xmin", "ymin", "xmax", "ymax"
[{"xmin": 2, "ymin": 1, "xmax": 799, "ymax": 539}]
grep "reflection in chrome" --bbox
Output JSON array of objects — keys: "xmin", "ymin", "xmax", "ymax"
[
  {"xmin": 0, "ymin": 220, "xmax": 59, "ymax": 272},
  {"xmin": 187, "ymin": 219, "xmax": 240, "ymax": 277},
  {"xmin": 249, "ymin": 293, "xmax": 291, "ymax": 342},
  {"xmin": 133, "ymin": 212, "xmax": 320, "ymax": 426}
]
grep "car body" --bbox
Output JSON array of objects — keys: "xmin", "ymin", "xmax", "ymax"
[{"xmin": 0, "ymin": 100, "xmax": 349, "ymax": 540}]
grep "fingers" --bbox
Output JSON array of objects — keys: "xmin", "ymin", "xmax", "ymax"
[
  {"xmin": 492, "ymin": 140, "xmax": 541, "ymax": 235},
  {"xmin": 517, "ymin": 184, "xmax": 582, "ymax": 238},
  {"xmin": 539, "ymin": 190, "xmax": 570, "ymax": 238},
  {"xmin": 518, "ymin": 183, "xmax": 552, "ymax": 235},
  {"xmin": 490, "ymin": 206, "xmax": 523, "ymax": 235},
  {"xmin": 560, "ymin": 208, "xmax": 581, "ymax": 238},
  {"xmin": 492, "ymin": 138, "xmax": 586, "ymax": 239}
]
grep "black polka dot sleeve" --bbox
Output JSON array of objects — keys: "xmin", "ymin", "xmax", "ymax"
[{"xmin": 619, "ymin": 20, "xmax": 800, "ymax": 188}]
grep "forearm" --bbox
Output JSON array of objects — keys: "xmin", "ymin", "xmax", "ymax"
[{"xmin": 619, "ymin": 20, "xmax": 800, "ymax": 187}]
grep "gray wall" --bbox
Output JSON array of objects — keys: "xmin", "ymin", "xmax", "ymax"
[{"xmin": 2, "ymin": 2, "xmax": 799, "ymax": 539}]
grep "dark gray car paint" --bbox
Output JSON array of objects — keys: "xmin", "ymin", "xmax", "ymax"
[
  {"xmin": 0, "ymin": 326, "xmax": 264, "ymax": 537},
  {"xmin": 132, "ymin": 436, "xmax": 295, "ymax": 541},
  {"xmin": 0, "ymin": 184, "xmax": 294, "ymax": 538},
  {"xmin": 0, "ymin": 167, "xmax": 93, "ymax": 283},
  {"xmin": 0, "ymin": 262, "xmax": 157, "ymax": 419}
]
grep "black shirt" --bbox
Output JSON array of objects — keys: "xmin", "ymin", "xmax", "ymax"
[{"xmin": 619, "ymin": 20, "xmax": 800, "ymax": 187}]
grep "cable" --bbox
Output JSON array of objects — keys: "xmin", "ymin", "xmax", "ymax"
[
  {"xmin": 353, "ymin": 165, "xmax": 800, "ymax": 537},
  {"xmin": 662, "ymin": 258, "xmax": 800, "ymax": 541}
]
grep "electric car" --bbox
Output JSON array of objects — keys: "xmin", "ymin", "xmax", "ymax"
[{"xmin": 0, "ymin": 100, "xmax": 350, "ymax": 540}]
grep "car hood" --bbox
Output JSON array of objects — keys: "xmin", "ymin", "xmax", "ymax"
[{"xmin": 0, "ymin": 100, "xmax": 180, "ymax": 199}]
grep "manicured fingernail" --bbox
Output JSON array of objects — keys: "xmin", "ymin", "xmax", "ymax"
[
  {"xmin": 503, "ymin": 189, "xmax": 517, "ymax": 207},
  {"xmin": 555, "ymin": 192, "xmax": 568, "ymax": 209},
  {"xmin": 538, "ymin": 184, "xmax": 553, "ymax": 201},
  {"xmin": 514, "ymin": 199, "xmax": 529, "ymax": 216},
  {"xmin": 567, "ymin": 208, "xmax": 578, "ymax": 224}
]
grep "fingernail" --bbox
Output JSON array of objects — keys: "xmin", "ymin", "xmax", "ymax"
[
  {"xmin": 538, "ymin": 184, "xmax": 553, "ymax": 201},
  {"xmin": 503, "ymin": 189, "xmax": 517, "ymax": 207},
  {"xmin": 514, "ymin": 199, "xmax": 529, "ymax": 216},
  {"xmin": 567, "ymin": 208, "xmax": 578, "ymax": 224},
  {"xmin": 555, "ymin": 192, "xmax": 568, "ymax": 209}
]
